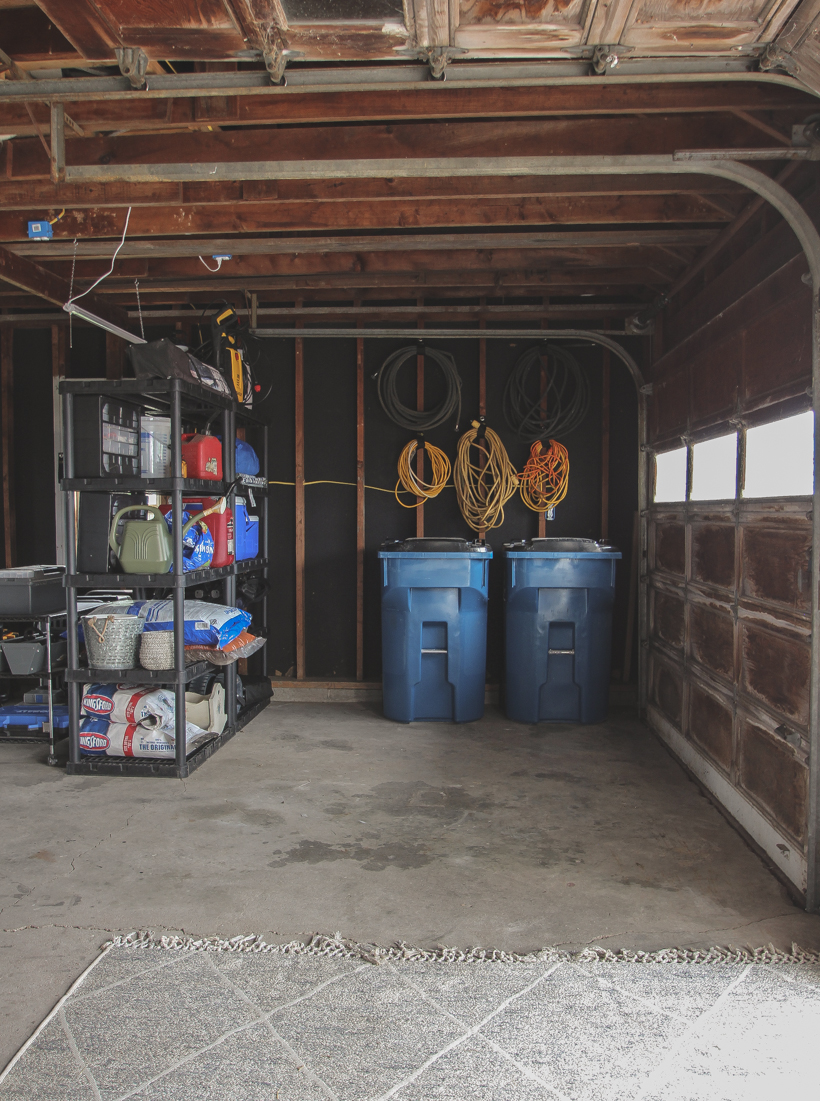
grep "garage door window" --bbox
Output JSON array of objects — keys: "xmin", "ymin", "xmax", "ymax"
[
  {"xmin": 743, "ymin": 411, "xmax": 815, "ymax": 499},
  {"xmin": 690, "ymin": 432, "xmax": 737, "ymax": 502},
  {"xmin": 654, "ymin": 447, "xmax": 687, "ymax": 503}
]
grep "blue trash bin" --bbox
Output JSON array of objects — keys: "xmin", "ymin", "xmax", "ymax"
[
  {"xmin": 503, "ymin": 538, "xmax": 622, "ymax": 724},
  {"xmin": 378, "ymin": 537, "xmax": 492, "ymax": 723}
]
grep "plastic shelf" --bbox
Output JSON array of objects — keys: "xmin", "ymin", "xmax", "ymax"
[
  {"xmin": 68, "ymin": 558, "xmax": 267, "ymax": 589},
  {"xmin": 65, "ymin": 662, "xmax": 211, "ymax": 685}
]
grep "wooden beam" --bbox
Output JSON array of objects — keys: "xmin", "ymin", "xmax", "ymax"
[
  {"xmin": 0, "ymin": 173, "xmax": 748, "ymax": 209},
  {"xmin": 14, "ymin": 228, "xmax": 714, "ymax": 260},
  {"xmin": 356, "ymin": 311, "xmax": 364, "ymax": 683},
  {"xmin": 294, "ymin": 308, "xmax": 305, "ymax": 681},
  {"xmin": 1, "ymin": 114, "xmax": 784, "ymax": 177},
  {"xmin": 601, "ymin": 338, "xmax": 610, "ymax": 542},
  {"xmin": 478, "ymin": 302, "xmax": 487, "ymax": 544},
  {"xmin": 0, "ymin": 242, "xmax": 131, "ymax": 330},
  {"xmin": 416, "ymin": 307, "xmax": 424, "ymax": 539},
  {"xmin": 0, "ymin": 195, "xmax": 732, "ymax": 242},
  {"xmin": 1, "ymin": 324, "xmax": 14, "ymax": 567}
]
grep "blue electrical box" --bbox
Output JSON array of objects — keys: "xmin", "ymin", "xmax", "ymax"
[{"xmin": 28, "ymin": 221, "xmax": 53, "ymax": 240}]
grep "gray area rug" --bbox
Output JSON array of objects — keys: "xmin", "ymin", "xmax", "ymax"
[{"xmin": 2, "ymin": 934, "xmax": 819, "ymax": 1100}]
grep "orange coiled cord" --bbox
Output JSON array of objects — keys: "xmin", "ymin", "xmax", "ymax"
[{"xmin": 519, "ymin": 439, "xmax": 569, "ymax": 512}]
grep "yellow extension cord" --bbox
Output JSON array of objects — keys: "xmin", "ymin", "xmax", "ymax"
[
  {"xmin": 518, "ymin": 439, "xmax": 570, "ymax": 512},
  {"xmin": 394, "ymin": 439, "xmax": 451, "ymax": 508},
  {"xmin": 454, "ymin": 422, "xmax": 519, "ymax": 532}
]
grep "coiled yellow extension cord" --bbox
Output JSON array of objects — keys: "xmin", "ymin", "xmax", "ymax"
[
  {"xmin": 519, "ymin": 439, "xmax": 570, "ymax": 512},
  {"xmin": 395, "ymin": 439, "xmax": 451, "ymax": 508},
  {"xmin": 454, "ymin": 421, "xmax": 519, "ymax": 532}
]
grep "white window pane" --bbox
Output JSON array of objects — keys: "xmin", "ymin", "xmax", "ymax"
[
  {"xmin": 654, "ymin": 447, "xmax": 687, "ymax": 503},
  {"xmin": 691, "ymin": 433, "xmax": 737, "ymax": 501},
  {"xmin": 744, "ymin": 411, "xmax": 815, "ymax": 499}
]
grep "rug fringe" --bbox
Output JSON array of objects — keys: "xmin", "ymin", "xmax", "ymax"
[{"xmin": 107, "ymin": 931, "xmax": 820, "ymax": 966}]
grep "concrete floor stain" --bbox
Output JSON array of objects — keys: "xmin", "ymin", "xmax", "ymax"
[{"xmin": 267, "ymin": 839, "xmax": 432, "ymax": 871}]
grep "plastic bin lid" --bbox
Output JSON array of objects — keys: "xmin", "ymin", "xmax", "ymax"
[
  {"xmin": 381, "ymin": 537, "xmax": 490, "ymax": 553},
  {"xmin": 0, "ymin": 565, "xmax": 65, "ymax": 580},
  {"xmin": 504, "ymin": 538, "xmax": 620, "ymax": 554}
]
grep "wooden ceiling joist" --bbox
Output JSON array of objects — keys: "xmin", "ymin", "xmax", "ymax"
[{"xmin": 0, "ymin": 243, "xmax": 129, "ymax": 328}]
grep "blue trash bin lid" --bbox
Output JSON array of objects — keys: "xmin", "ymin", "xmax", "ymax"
[
  {"xmin": 381, "ymin": 537, "xmax": 491, "ymax": 554},
  {"xmin": 504, "ymin": 537, "xmax": 620, "ymax": 558}
]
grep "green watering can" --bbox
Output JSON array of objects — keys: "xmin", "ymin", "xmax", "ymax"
[{"xmin": 109, "ymin": 501, "xmax": 226, "ymax": 574}]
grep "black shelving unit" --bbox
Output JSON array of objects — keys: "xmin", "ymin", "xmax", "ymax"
[
  {"xmin": 0, "ymin": 610, "xmax": 67, "ymax": 762},
  {"xmin": 60, "ymin": 377, "xmax": 270, "ymax": 778}
]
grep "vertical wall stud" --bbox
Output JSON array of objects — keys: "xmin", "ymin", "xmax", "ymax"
[
  {"xmin": 356, "ymin": 311, "xmax": 365, "ymax": 681},
  {"xmin": 416, "ymin": 303, "xmax": 424, "ymax": 538},
  {"xmin": 1, "ymin": 325, "xmax": 14, "ymax": 567},
  {"xmin": 478, "ymin": 301, "xmax": 487, "ymax": 543},
  {"xmin": 294, "ymin": 305, "xmax": 306, "ymax": 679},
  {"xmin": 52, "ymin": 325, "xmax": 66, "ymax": 563},
  {"xmin": 539, "ymin": 305, "xmax": 549, "ymax": 538},
  {"xmin": 601, "ymin": 330, "xmax": 611, "ymax": 541}
]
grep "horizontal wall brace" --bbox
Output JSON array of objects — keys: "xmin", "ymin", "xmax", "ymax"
[{"xmin": 249, "ymin": 327, "xmax": 637, "ymax": 339}]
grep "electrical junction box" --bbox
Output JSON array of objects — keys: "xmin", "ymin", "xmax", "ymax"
[{"xmin": 27, "ymin": 221, "xmax": 53, "ymax": 240}]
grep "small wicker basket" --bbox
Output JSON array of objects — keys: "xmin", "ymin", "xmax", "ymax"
[
  {"xmin": 83, "ymin": 612, "xmax": 144, "ymax": 670},
  {"xmin": 140, "ymin": 631, "xmax": 175, "ymax": 670}
]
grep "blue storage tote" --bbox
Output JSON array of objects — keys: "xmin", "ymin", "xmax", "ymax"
[
  {"xmin": 378, "ymin": 538, "xmax": 492, "ymax": 723},
  {"xmin": 235, "ymin": 498, "xmax": 259, "ymax": 561},
  {"xmin": 503, "ymin": 538, "xmax": 621, "ymax": 724}
]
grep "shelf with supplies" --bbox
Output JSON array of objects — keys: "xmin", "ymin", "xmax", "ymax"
[
  {"xmin": 64, "ymin": 696, "xmax": 271, "ymax": 779},
  {"xmin": 59, "ymin": 374, "xmax": 270, "ymax": 778},
  {"xmin": 68, "ymin": 557, "xmax": 268, "ymax": 590}
]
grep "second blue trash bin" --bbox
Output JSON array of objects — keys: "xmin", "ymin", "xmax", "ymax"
[
  {"xmin": 378, "ymin": 538, "xmax": 492, "ymax": 723},
  {"xmin": 503, "ymin": 538, "xmax": 621, "ymax": 724}
]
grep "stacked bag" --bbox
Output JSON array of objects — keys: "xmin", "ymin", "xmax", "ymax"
[{"xmin": 79, "ymin": 681, "xmax": 226, "ymax": 759}]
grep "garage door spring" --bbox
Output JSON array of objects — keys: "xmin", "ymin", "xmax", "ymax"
[
  {"xmin": 503, "ymin": 344, "xmax": 590, "ymax": 442},
  {"xmin": 375, "ymin": 346, "xmax": 462, "ymax": 431}
]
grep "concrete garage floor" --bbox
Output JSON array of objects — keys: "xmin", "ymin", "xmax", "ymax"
[{"xmin": 2, "ymin": 701, "xmax": 819, "ymax": 1072}]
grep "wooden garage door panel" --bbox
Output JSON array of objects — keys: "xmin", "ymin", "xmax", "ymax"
[
  {"xmin": 743, "ymin": 293, "xmax": 812, "ymax": 404},
  {"xmin": 651, "ymin": 368, "xmax": 688, "ymax": 444},
  {"xmin": 652, "ymin": 655, "xmax": 683, "ymax": 728},
  {"xmin": 620, "ymin": 0, "xmax": 790, "ymax": 50},
  {"xmin": 652, "ymin": 588, "xmax": 685, "ymax": 649},
  {"xmin": 688, "ymin": 683, "xmax": 733, "ymax": 772},
  {"xmin": 654, "ymin": 522, "xmax": 686, "ymax": 576},
  {"xmin": 457, "ymin": 0, "xmax": 592, "ymax": 46},
  {"xmin": 740, "ymin": 621, "xmax": 810, "ymax": 725},
  {"xmin": 742, "ymin": 526, "xmax": 812, "ymax": 612},
  {"xmin": 690, "ymin": 338, "xmax": 740, "ymax": 428},
  {"xmin": 739, "ymin": 717, "xmax": 808, "ymax": 843},
  {"xmin": 691, "ymin": 524, "xmax": 735, "ymax": 590},
  {"xmin": 97, "ymin": 0, "xmax": 241, "ymax": 34},
  {"xmin": 690, "ymin": 601, "xmax": 734, "ymax": 680}
]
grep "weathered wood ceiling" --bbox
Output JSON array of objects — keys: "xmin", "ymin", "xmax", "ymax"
[{"xmin": 0, "ymin": 1, "xmax": 818, "ymax": 325}]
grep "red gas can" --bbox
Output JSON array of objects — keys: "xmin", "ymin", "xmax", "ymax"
[
  {"xmin": 184, "ymin": 498, "xmax": 234, "ymax": 567},
  {"xmin": 181, "ymin": 433, "xmax": 222, "ymax": 481},
  {"xmin": 160, "ymin": 499, "xmax": 235, "ymax": 567}
]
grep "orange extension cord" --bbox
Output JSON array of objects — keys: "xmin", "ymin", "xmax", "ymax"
[{"xmin": 518, "ymin": 439, "xmax": 570, "ymax": 512}]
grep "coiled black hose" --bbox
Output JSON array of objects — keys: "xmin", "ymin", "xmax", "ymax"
[
  {"xmin": 503, "ymin": 344, "xmax": 590, "ymax": 442},
  {"xmin": 375, "ymin": 346, "xmax": 462, "ymax": 431}
]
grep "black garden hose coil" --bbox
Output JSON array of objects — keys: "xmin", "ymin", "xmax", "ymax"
[
  {"xmin": 375, "ymin": 345, "xmax": 462, "ymax": 432},
  {"xmin": 503, "ymin": 344, "xmax": 590, "ymax": 442}
]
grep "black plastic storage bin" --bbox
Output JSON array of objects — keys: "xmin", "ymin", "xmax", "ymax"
[{"xmin": 0, "ymin": 567, "xmax": 66, "ymax": 614}]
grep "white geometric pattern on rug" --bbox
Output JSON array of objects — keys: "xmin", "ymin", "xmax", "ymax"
[{"xmin": 2, "ymin": 942, "xmax": 819, "ymax": 1100}]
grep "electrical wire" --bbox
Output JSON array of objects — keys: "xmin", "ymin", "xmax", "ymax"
[
  {"xmin": 268, "ymin": 479, "xmax": 429, "ymax": 495},
  {"xmin": 395, "ymin": 439, "xmax": 451, "ymax": 508},
  {"xmin": 454, "ymin": 422, "xmax": 519, "ymax": 532},
  {"xmin": 375, "ymin": 346, "xmax": 462, "ymax": 431},
  {"xmin": 518, "ymin": 439, "xmax": 569, "ymax": 512},
  {"xmin": 65, "ymin": 206, "xmax": 132, "ymax": 306},
  {"xmin": 503, "ymin": 344, "xmax": 590, "ymax": 442}
]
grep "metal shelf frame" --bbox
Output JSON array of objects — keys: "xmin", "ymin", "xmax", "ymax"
[
  {"xmin": 60, "ymin": 376, "xmax": 270, "ymax": 778},
  {"xmin": 0, "ymin": 609, "xmax": 68, "ymax": 761}
]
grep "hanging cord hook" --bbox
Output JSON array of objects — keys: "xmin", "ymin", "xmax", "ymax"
[{"xmin": 68, "ymin": 236, "xmax": 77, "ymax": 348}]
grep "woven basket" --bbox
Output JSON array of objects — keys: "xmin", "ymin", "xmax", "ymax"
[
  {"xmin": 140, "ymin": 631, "xmax": 175, "ymax": 670},
  {"xmin": 83, "ymin": 612, "xmax": 144, "ymax": 670}
]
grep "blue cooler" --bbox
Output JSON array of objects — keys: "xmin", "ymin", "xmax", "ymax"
[
  {"xmin": 235, "ymin": 498, "xmax": 259, "ymax": 560},
  {"xmin": 503, "ymin": 538, "xmax": 621, "ymax": 724},
  {"xmin": 378, "ymin": 538, "xmax": 492, "ymax": 723}
]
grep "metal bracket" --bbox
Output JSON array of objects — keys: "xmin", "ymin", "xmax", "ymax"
[
  {"xmin": 626, "ymin": 314, "xmax": 656, "ymax": 336},
  {"xmin": 49, "ymin": 101, "xmax": 65, "ymax": 184},
  {"xmin": 263, "ymin": 43, "xmax": 303, "ymax": 85},
  {"xmin": 399, "ymin": 45, "xmax": 467, "ymax": 80},
  {"xmin": 639, "ymin": 383, "xmax": 654, "ymax": 396},
  {"xmin": 592, "ymin": 45, "xmax": 625, "ymax": 75},
  {"xmin": 115, "ymin": 47, "xmax": 148, "ymax": 89},
  {"xmin": 759, "ymin": 43, "xmax": 800, "ymax": 77}
]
